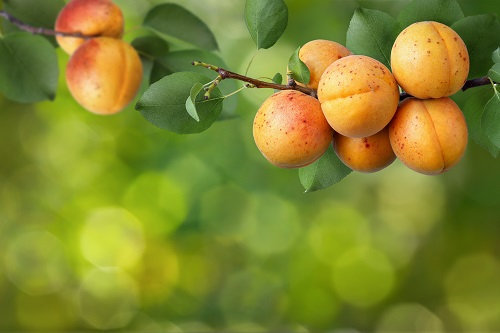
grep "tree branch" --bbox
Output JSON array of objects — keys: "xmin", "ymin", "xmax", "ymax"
[{"xmin": 0, "ymin": 10, "xmax": 94, "ymax": 39}]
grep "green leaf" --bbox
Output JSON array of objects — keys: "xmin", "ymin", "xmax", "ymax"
[
  {"xmin": 489, "ymin": 63, "xmax": 500, "ymax": 83},
  {"xmin": 186, "ymin": 83, "xmax": 204, "ymax": 122},
  {"xmin": 462, "ymin": 86, "xmax": 499, "ymax": 157},
  {"xmin": 143, "ymin": 3, "xmax": 218, "ymax": 51},
  {"xmin": 245, "ymin": 0, "xmax": 288, "ymax": 49},
  {"xmin": 493, "ymin": 47, "xmax": 500, "ymax": 64},
  {"xmin": 0, "ymin": 32, "xmax": 58, "ymax": 103},
  {"xmin": 346, "ymin": 7, "xmax": 398, "ymax": 69},
  {"xmin": 299, "ymin": 147, "xmax": 352, "ymax": 192},
  {"xmin": 288, "ymin": 47, "xmax": 310, "ymax": 84},
  {"xmin": 452, "ymin": 15, "xmax": 500, "ymax": 79},
  {"xmin": 397, "ymin": 0, "xmax": 464, "ymax": 28},
  {"xmin": 152, "ymin": 50, "xmax": 238, "ymax": 118},
  {"xmin": 136, "ymin": 72, "xmax": 223, "ymax": 134},
  {"xmin": 132, "ymin": 35, "xmax": 170, "ymax": 59},
  {"xmin": 272, "ymin": 73, "xmax": 283, "ymax": 85},
  {"xmin": 481, "ymin": 90, "xmax": 500, "ymax": 148}
]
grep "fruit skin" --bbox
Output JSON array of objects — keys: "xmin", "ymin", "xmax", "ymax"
[
  {"xmin": 66, "ymin": 37, "xmax": 143, "ymax": 115},
  {"xmin": 391, "ymin": 21, "xmax": 469, "ymax": 99},
  {"xmin": 297, "ymin": 39, "xmax": 351, "ymax": 90},
  {"xmin": 55, "ymin": 0, "xmax": 124, "ymax": 55},
  {"xmin": 253, "ymin": 90, "xmax": 333, "ymax": 168},
  {"xmin": 333, "ymin": 126, "xmax": 396, "ymax": 173},
  {"xmin": 318, "ymin": 55, "xmax": 400, "ymax": 138},
  {"xmin": 389, "ymin": 97, "xmax": 468, "ymax": 175}
]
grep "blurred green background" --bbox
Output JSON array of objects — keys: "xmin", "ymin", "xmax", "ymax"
[{"xmin": 0, "ymin": 0, "xmax": 500, "ymax": 332}]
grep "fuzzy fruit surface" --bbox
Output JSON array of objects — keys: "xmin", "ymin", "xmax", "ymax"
[
  {"xmin": 389, "ymin": 97, "xmax": 468, "ymax": 175},
  {"xmin": 334, "ymin": 126, "xmax": 396, "ymax": 173},
  {"xmin": 253, "ymin": 90, "xmax": 333, "ymax": 168},
  {"xmin": 391, "ymin": 21, "xmax": 469, "ymax": 99},
  {"xmin": 297, "ymin": 39, "xmax": 351, "ymax": 90},
  {"xmin": 66, "ymin": 37, "xmax": 143, "ymax": 115},
  {"xmin": 55, "ymin": 0, "xmax": 124, "ymax": 55},
  {"xmin": 318, "ymin": 55, "xmax": 399, "ymax": 138}
]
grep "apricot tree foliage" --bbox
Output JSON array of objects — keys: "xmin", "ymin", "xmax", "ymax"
[{"xmin": 0, "ymin": 0, "xmax": 498, "ymax": 192}]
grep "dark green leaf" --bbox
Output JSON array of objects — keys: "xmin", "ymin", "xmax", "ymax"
[
  {"xmin": 489, "ymin": 63, "xmax": 500, "ymax": 83},
  {"xmin": 299, "ymin": 147, "xmax": 352, "ymax": 192},
  {"xmin": 0, "ymin": 32, "xmax": 58, "ymax": 103},
  {"xmin": 143, "ymin": 4, "xmax": 218, "ymax": 50},
  {"xmin": 245, "ymin": 0, "xmax": 288, "ymax": 49},
  {"xmin": 346, "ymin": 7, "xmax": 398, "ymax": 69},
  {"xmin": 132, "ymin": 35, "xmax": 170, "ymax": 59},
  {"xmin": 153, "ymin": 50, "xmax": 238, "ymax": 118},
  {"xmin": 462, "ymin": 86, "xmax": 499, "ymax": 157},
  {"xmin": 493, "ymin": 47, "xmax": 500, "ymax": 64},
  {"xmin": 272, "ymin": 73, "xmax": 283, "ymax": 85},
  {"xmin": 136, "ymin": 72, "xmax": 223, "ymax": 134},
  {"xmin": 186, "ymin": 83, "xmax": 204, "ymax": 122},
  {"xmin": 452, "ymin": 15, "xmax": 500, "ymax": 79},
  {"xmin": 397, "ymin": 0, "xmax": 464, "ymax": 28},
  {"xmin": 288, "ymin": 47, "xmax": 310, "ymax": 84},
  {"xmin": 481, "ymin": 90, "xmax": 500, "ymax": 148}
]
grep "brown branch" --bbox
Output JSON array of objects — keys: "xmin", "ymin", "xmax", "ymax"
[{"xmin": 0, "ymin": 10, "xmax": 94, "ymax": 39}]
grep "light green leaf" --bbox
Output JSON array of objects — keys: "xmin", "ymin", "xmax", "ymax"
[
  {"xmin": 143, "ymin": 3, "xmax": 218, "ymax": 50},
  {"xmin": 452, "ymin": 14, "xmax": 500, "ymax": 79},
  {"xmin": 272, "ymin": 73, "xmax": 283, "ymax": 85},
  {"xmin": 245, "ymin": 0, "xmax": 288, "ymax": 49},
  {"xmin": 288, "ymin": 47, "xmax": 310, "ymax": 84},
  {"xmin": 489, "ymin": 63, "xmax": 500, "ymax": 83},
  {"xmin": 299, "ymin": 147, "xmax": 352, "ymax": 192},
  {"xmin": 136, "ymin": 72, "xmax": 223, "ymax": 134},
  {"xmin": 481, "ymin": 89, "xmax": 500, "ymax": 148},
  {"xmin": 0, "ymin": 32, "xmax": 58, "ymax": 103},
  {"xmin": 346, "ymin": 7, "xmax": 398, "ymax": 69},
  {"xmin": 397, "ymin": 0, "xmax": 464, "ymax": 28},
  {"xmin": 132, "ymin": 35, "xmax": 170, "ymax": 59},
  {"xmin": 493, "ymin": 47, "xmax": 500, "ymax": 64},
  {"xmin": 186, "ymin": 83, "xmax": 204, "ymax": 122}
]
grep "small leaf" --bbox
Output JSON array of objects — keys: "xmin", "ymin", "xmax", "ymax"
[
  {"xmin": 136, "ymin": 72, "xmax": 223, "ymax": 134},
  {"xmin": 143, "ymin": 3, "xmax": 218, "ymax": 50},
  {"xmin": 493, "ymin": 47, "xmax": 500, "ymax": 64},
  {"xmin": 462, "ymin": 86, "xmax": 499, "ymax": 157},
  {"xmin": 397, "ymin": 0, "xmax": 464, "ymax": 28},
  {"xmin": 346, "ymin": 7, "xmax": 398, "ymax": 69},
  {"xmin": 452, "ymin": 14, "xmax": 500, "ymax": 79},
  {"xmin": 288, "ymin": 47, "xmax": 310, "ymax": 84},
  {"xmin": 272, "ymin": 73, "xmax": 283, "ymax": 85},
  {"xmin": 245, "ymin": 0, "xmax": 288, "ymax": 49},
  {"xmin": 299, "ymin": 147, "xmax": 352, "ymax": 192},
  {"xmin": 489, "ymin": 63, "xmax": 500, "ymax": 83},
  {"xmin": 186, "ymin": 82, "xmax": 204, "ymax": 122},
  {"xmin": 0, "ymin": 32, "xmax": 58, "ymax": 103},
  {"xmin": 481, "ymin": 90, "xmax": 500, "ymax": 148},
  {"xmin": 132, "ymin": 35, "xmax": 170, "ymax": 59}
]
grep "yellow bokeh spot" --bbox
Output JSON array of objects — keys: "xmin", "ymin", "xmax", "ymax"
[
  {"xmin": 376, "ymin": 303, "xmax": 444, "ymax": 333},
  {"xmin": 332, "ymin": 247, "xmax": 395, "ymax": 308},
  {"xmin": 80, "ymin": 207, "xmax": 144, "ymax": 269}
]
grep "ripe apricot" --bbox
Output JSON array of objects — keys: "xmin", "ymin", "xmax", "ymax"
[
  {"xmin": 66, "ymin": 37, "xmax": 143, "ymax": 115},
  {"xmin": 333, "ymin": 126, "xmax": 396, "ymax": 173},
  {"xmin": 55, "ymin": 0, "xmax": 124, "ymax": 55},
  {"xmin": 389, "ymin": 97, "xmax": 468, "ymax": 175},
  {"xmin": 391, "ymin": 21, "xmax": 469, "ymax": 99},
  {"xmin": 297, "ymin": 39, "xmax": 351, "ymax": 90},
  {"xmin": 318, "ymin": 55, "xmax": 400, "ymax": 138},
  {"xmin": 253, "ymin": 90, "xmax": 333, "ymax": 168}
]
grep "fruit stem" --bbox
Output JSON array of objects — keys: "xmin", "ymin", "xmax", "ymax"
[{"xmin": 0, "ymin": 10, "xmax": 95, "ymax": 39}]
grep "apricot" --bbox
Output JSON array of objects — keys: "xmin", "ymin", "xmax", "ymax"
[
  {"xmin": 66, "ymin": 37, "xmax": 143, "ymax": 115},
  {"xmin": 389, "ymin": 97, "xmax": 468, "ymax": 175},
  {"xmin": 391, "ymin": 21, "xmax": 469, "ymax": 99},
  {"xmin": 253, "ymin": 90, "xmax": 333, "ymax": 168},
  {"xmin": 317, "ymin": 55, "xmax": 400, "ymax": 138},
  {"xmin": 55, "ymin": 0, "xmax": 124, "ymax": 55},
  {"xmin": 297, "ymin": 39, "xmax": 351, "ymax": 90},
  {"xmin": 333, "ymin": 126, "xmax": 396, "ymax": 173}
]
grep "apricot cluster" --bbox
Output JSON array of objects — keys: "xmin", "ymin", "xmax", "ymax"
[
  {"xmin": 55, "ymin": 0, "xmax": 143, "ymax": 115},
  {"xmin": 253, "ymin": 22, "xmax": 470, "ymax": 176}
]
